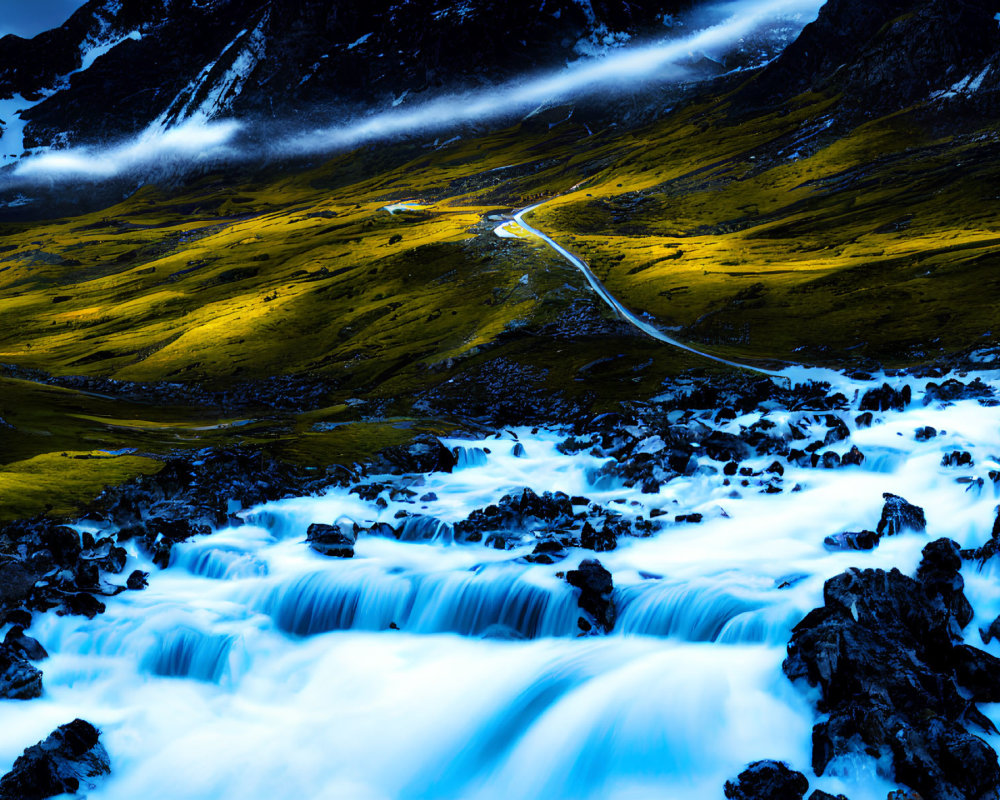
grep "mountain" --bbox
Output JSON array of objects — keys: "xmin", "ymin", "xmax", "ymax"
[
  {"xmin": 0, "ymin": 0, "xmax": 690, "ymax": 155},
  {"xmin": 744, "ymin": 0, "xmax": 1000, "ymax": 115}
]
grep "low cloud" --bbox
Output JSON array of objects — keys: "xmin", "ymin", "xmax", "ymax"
[{"xmin": 4, "ymin": 0, "xmax": 824, "ymax": 187}]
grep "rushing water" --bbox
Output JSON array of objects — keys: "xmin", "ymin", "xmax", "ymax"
[{"xmin": 5, "ymin": 368, "xmax": 1000, "ymax": 798}]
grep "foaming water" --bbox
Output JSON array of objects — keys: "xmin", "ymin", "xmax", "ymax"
[{"xmin": 5, "ymin": 367, "xmax": 1000, "ymax": 798}]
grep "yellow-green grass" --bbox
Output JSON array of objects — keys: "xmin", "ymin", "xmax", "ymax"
[
  {"xmin": 0, "ymin": 451, "xmax": 163, "ymax": 521},
  {"xmin": 2, "ymin": 87, "xmax": 999, "ymax": 521},
  {"xmin": 525, "ymin": 102, "xmax": 1000, "ymax": 363}
]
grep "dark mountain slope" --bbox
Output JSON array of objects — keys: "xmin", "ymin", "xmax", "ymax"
[
  {"xmin": 743, "ymin": 0, "xmax": 1000, "ymax": 114},
  {"xmin": 1, "ymin": 0, "xmax": 689, "ymax": 151}
]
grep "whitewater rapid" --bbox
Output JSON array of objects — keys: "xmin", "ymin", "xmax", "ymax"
[{"xmin": 4, "ymin": 368, "xmax": 1000, "ymax": 798}]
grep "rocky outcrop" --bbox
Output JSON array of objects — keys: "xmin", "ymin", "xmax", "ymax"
[
  {"xmin": 565, "ymin": 559, "xmax": 615, "ymax": 634},
  {"xmin": 376, "ymin": 435, "xmax": 457, "ymax": 475},
  {"xmin": 876, "ymin": 493, "xmax": 926, "ymax": 537},
  {"xmin": 0, "ymin": 0, "xmax": 687, "ymax": 152},
  {"xmin": 747, "ymin": 0, "xmax": 1000, "ymax": 115},
  {"xmin": 0, "ymin": 642, "xmax": 43, "ymax": 700},
  {"xmin": 784, "ymin": 538, "xmax": 1000, "ymax": 800},
  {"xmin": 0, "ymin": 719, "xmax": 110, "ymax": 799},
  {"xmin": 723, "ymin": 761, "xmax": 809, "ymax": 800},
  {"xmin": 306, "ymin": 521, "xmax": 356, "ymax": 558},
  {"xmin": 455, "ymin": 488, "xmax": 574, "ymax": 541}
]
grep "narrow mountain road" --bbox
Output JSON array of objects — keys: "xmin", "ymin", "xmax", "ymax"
[{"xmin": 497, "ymin": 202, "xmax": 786, "ymax": 378}]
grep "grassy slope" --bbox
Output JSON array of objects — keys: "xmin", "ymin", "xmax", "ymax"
[
  {"xmin": 1, "ymin": 87, "xmax": 998, "ymax": 518},
  {"xmin": 530, "ymin": 97, "xmax": 1000, "ymax": 363}
]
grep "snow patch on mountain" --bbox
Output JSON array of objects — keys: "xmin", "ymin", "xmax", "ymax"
[
  {"xmin": 151, "ymin": 12, "xmax": 269, "ymax": 130},
  {"xmin": 0, "ymin": 94, "xmax": 29, "ymax": 162},
  {"xmin": 931, "ymin": 66, "xmax": 993, "ymax": 100}
]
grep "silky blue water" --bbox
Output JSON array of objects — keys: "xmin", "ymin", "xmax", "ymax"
[{"xmin": 4, "ymin": 368, "xmax": 1000, "ymax": 799}]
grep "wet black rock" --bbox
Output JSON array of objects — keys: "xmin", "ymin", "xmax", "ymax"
[
  {"xmin": 60, "ymin": 592, "xmax": 105, "ymax": 619},
  {"xmin": 723, "ymin": 760, "xmax": 809, "ymax": 800},
  {"xmin": 0, "ymin": 643, "xmax": 43, "ymax": 699},
  {"xmin": 0, "ymin": 718, "xmax": 110, "ymax": 800},
  {"xmin": 915, "ymin": 426, "xmax": 938, "ymax": 441},
  {"xmin": 823, "ymin": 530, "xmax": 880, "ymax": 552},
  {"xmin": 841, "ymin": 446, "xmax": 864, "ymax": 467},
  {"xmin": 702, "ymin": 431, "xmax": 754, "ymax": 463},
  {"xmin": 579, "ymin": 521, "xmax": 618, "ymax": 552},
  {"xmin": 784, "ymin": 538, "xmax": 1000, "ymax": 800},
  {"xmin": 3, "ymin": 626, "xmax": 48, "ymax": 661},
  {"xmin": 924, "ymin": 378, "xmax": 995, "ymax": 405},
  {"xmin": 125, "ymin": 570, "xmax": 148, "ymax": 590},
  {"xmin": 456, "ymin": 488, "xmax": 574, "ymax": 544},
  {"xmin": 941, "ymin": 450, "xmax": 974, "ymax": 468},
  {"xmin": 818, "ymin": 452, "xmax": 840, "ymax": 469},
  {"xmin": 858, "ymin": 383, "xmax": 911, "ymax": 413},
  {"xmin": 876, "ymin": 493, "xmax": 926, "ymax": 537},
  {"xmin": 809, "ymin": 792, "xmax": 850, "ymax": 800},
  {"xmin": 119, "ymin": 517, "xmax": 212, "ymax": 569},
  {"xmin": 523, "ymin": 539, "xmax": 569, "ymax": 564},
  {"xmin": 377, "ymin": 435, "xmax": 457, "ymax": 475},
  {"xmin": 306, "ymin": 522, "xmax": 356, "ymax": 558},
  {"xmin": 822, "ymin": 415, "xmax": 850, "ymax": 445},
  {"xmin": 566, "ymin": 559, "xmax": 615, "ymax": 635},
  {"xmin": 38, "ymin": 526, "xmax": 81, "ymax": 566},
  {"xmin": 86, "ymin": 448, "xmax": 316, "ymax": 536}
]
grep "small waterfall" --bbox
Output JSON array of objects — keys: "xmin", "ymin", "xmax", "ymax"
[
  {"xmin": 454, "ymin": 447, "xmax": 490, "ymax": 470},
  {"xmin": 173, "ymin": 544, "xmax": 269, "ymax": 580},
  {"xmin": 406, "ymin": 568, "xmax": 579, "ymax": 637},
  {"xmin": 144, "ymin": 627, "xmax": 236, "ymax": 683},
  {"xmin": 863, "ymin": 447, "xmax": 909, "ymax": 474},
  {"xmin": 253, "ymin": 563, "xmax": 578, "ymax": 639},
  {"xmin": 242, "ymin": 509, "xmax": 303, "ymax": 539},
  {"xmin": 614, "ymin": 580, "xmax": 766, "ymax": 642},
  {"xmin": 397, "ymin": 515, "xmax": 455, "ymax": 543}
]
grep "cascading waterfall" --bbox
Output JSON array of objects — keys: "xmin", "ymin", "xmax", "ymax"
[{"xmin": 6, "ymin": 368, "xmax": 1000, "ymax": 799}]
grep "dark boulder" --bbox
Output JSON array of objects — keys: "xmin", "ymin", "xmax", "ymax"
[
  {"xmin": 941, "ymin": 450, "xmax": 974, "ymax": 468},
  {"xmin": 859, "ymin": 383, "xmax": 911, "ymax": 413},
  {"xmin": 723, "ymin": 760, "xmax": 809, "ymax": 800},
  {"xmin": 456, "ymin": 488, "xmax": 574, "ymax": 541},
  {"xmin": 784, "ymin": 538, "xmax": 1000, "ymax": 800},
  {"xmin": 876, "ymin": 493, "xmax": 926, "ymax": 537},
  {"xmin": 121, "ymin": 517, "xmax": 211, "ymax": 569},
  {"xmin": 60, "ymin": 593, "xmax": 105, "ymax": 619},
  {"xmin": 379, "ymin": 436, "xmax": 457, "ymax": 475},
  {"xmin": 523, "ymin": 539, "xmax": 569, "ymax": 564},
  {"xmin": 38, "ymin": 526, "xmax": 81, "ymax": 566},
  {"xmin": 823, "ymin": 530, "xmax": 880, "ymax": 551},
  {"xmin": 822, "ymin": 415, "xmax": 850, "ymax": 445},
  {"xmin": 580, "ymin": 521, "xmax": 618, "ymax": 552},
  {"xmin": 3, "ymin": 626, "xmax": 48, "ymax": 661},
  {"xmin": 915, "ymin": 426, "xmax": 938, "ymax": 441},
  {"xmin": 841, "ymin": 446, "xmax": 864, "ymax": 467},
  {"xmin": 125, "ymin": 570, "xmax": 148, "ymax": 590},
  {"xmin": 924, "ymin": 378, "xmax": 995, "ymax": 406},
  {"xmin": 0, "ymin": 643, "xmax": 43, "ymax": 699},
  {"xmin": 0, "ymin": 719, "xmax": 110, "ymax": 800},
  {"xmin": 306, "ymin": 522, "xmax": 356, "ymax": 558},
  {"xmin": 702, "ymin": 431, "xmax": 754, "ymax": 462},
  {"xmin": 566, "ymin": 559, "xmax": 615, "ymax": 634}
]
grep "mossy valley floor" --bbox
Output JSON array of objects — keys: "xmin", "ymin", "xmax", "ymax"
[{"xmin": 2, "ymin": 86, "xmax": 999, "ymax": 519}]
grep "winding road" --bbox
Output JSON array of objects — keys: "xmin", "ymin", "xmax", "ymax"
[{"xmin": 497, "ymin": 202, "xmax": 785, "ymax": 378}]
